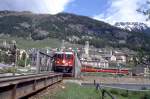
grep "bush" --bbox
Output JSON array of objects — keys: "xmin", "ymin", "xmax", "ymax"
[
  {"xmin": 120, "ymin": 91, "xmax": 128, "ymax": 97},
  {"xmin": 110, "ymin": 89, "xmax": 119, "ymax": 95},
  {"xmin": 131, "ymin": 91, "xmax": 139, "ymax": 95},
  {"xmin": 140, "ymin": 94, "xmax": 150, "ymax": 99},
  {"xmin": 0, "ymin": 67, "xmax": 17, "ymax": 73}
]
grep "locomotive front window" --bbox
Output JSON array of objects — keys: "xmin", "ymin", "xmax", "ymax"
[
  {"xmin": 54, "ymin": 54, "xmax": 63, "ymax": 59},
  {"xmin": 66, "ymin": 54, "xmax": 73, "ymax": 59}
]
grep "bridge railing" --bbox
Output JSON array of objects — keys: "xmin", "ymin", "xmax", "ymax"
[
  {"xmin": 0, "ymin": 73, "xmax": 63, "ymax": 99},
  {"xmin": 30, "ymin": 51, "xmax": 53, "ymax": 74}
]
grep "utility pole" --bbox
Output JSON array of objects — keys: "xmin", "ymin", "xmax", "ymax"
[
  {"xmin": 36, "ymin": 51, "xmax": 40, "ymax": 74},
  {"xmin": 12, "ymin": 41, "xmax": 17, "ymax": 68},
  {"xmin": 11, "ymin": 40, "xmax": 17, "ymax": 76},
  {"xmin": 60, "ymin": 40, "xmax": 65, "ymax": 51},
  {"xmin": 24, "ymin": 53, "xmax": 27, "ymax": 68},
  {"xmin": 15, "ymin": 49, "xmax": 17, "ymax": 68}
]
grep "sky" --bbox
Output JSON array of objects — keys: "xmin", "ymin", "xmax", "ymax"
[{"xmin": 0, "ymin": 0, "xmax": 149, "ymax": 25}]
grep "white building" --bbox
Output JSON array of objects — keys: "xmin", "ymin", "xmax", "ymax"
[
  {"xmin": 81, "ymin": 58, "xmax": 109, "ymax": 68},
  {"xmin": 110, "ymin": 53, "xmax": 127, "ymax": 63}
]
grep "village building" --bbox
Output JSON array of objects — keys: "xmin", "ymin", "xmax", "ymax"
[{"xmin": 81, "ymin": 58, "xmax": 109, "ymax": 68}]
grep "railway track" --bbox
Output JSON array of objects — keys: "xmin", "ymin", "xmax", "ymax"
[{"xmin": 0, "ymin": 72, "xmax": 63, "ymax": 99}]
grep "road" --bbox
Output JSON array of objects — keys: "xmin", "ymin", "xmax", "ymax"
[{"xmin": 82, "ymin": 83, "xmax": 150, "ymax": 91}]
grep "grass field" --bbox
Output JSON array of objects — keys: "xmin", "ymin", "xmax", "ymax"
[
  {"xmin": 0, "ymin": 36, "xmax": 83, "ymax": 49},
  {"xmin": 0, "ymin": 36, "xmax": 62, "ymax": 49},
  {"xmin": 43, "ymin": 83, "xmax": 150, "ymax": 99},
  {"xmin": 108, "ymin": 88, "xmax": 150, "ymax": 99},
  {"xmin": 82, "ymin": 72, "xmax": 128, "ymax": 78},
  {"xmin": 45, "ymin": 83, "xmax": 100, "ymax": 99}
]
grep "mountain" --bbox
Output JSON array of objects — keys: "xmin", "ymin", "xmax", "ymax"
[
  {"xmin": 0, "ymin": 10, "xmax": 150, "ymax": 52},
  {"xmin": 114, "ymin": 22, "xmax": 150, "ymax": 35}
]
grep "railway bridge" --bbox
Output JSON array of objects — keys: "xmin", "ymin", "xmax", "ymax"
[{"xmin": 0, "ymin": 50, "xmax": 82, "ymax": 99}]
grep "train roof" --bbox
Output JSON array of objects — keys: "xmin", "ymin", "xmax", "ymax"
[{"xmin": 54, "ymin": 51, "xmax": 74, "ymax": 54}]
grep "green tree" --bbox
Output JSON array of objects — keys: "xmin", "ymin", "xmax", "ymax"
[
  {"xmin": 17, "ymin": 59, "xmax": 25, "ymax": 67},
  {"xmin": 133, "ymin": 56, "xmax": 138, "ymax": 66},
  {"xmin": 21, "ymin": 52, "xmax": 26, "ymax": 60},
  {"xmin": 17, "ymin": 52, "xmax": 27, "ymax": 67}
]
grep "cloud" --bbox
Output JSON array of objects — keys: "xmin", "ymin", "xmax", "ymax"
[
  {"xmin": 93, "ymin": 0, "xmax": 150, "ymax": 26},
  {"xmin": 0, "ymin": 0, "xmax": 73, "ymax": 14}
]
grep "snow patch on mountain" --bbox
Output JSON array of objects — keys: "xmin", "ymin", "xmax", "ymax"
[{"xmin": 114, "ymin": 22, "xmax": 149, "ymax": 32}]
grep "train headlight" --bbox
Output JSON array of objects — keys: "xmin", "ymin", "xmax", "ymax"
[
  {"xmin": 55, "ymin": 61, "xmax": 60, "ymax": 64},
  {"xmin": 62, "ymin": 60, "xmax": 66, "ymax": 64}
]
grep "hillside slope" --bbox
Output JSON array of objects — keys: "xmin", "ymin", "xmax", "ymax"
[{"xmin": 0, "ymin": 11, "xmax": 150, "ymax": 51}]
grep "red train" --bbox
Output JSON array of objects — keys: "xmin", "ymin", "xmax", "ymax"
[
  {"xmin": 52, "ymin": 52, "xmax": 75, "ymax": 75},
  {"xmin": 81, "ymin": 68, "xmax": 129, "ymax": 74},
  {"xmin": 52, "ymin": 51, "xmax": 129, "ymax": 75}
]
